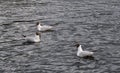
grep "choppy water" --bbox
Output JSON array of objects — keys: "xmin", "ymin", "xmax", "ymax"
[{"xmin": 0, "ymin": 0, "xmax": 120, "ymax": 73}]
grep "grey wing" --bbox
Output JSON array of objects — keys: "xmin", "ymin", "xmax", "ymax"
[
  {"xmin": 81, "ymin": 51, "xmax": 93, "ymax": 57},
  {"xmin": 42, "ymin": 26, "xmax": 52, "ymax": 30}
]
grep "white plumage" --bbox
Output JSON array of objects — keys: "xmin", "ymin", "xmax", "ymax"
[
  {"xmin": 23, "ymin": 32, "xmax": 41, "ymax": 43},
  {"xmin": 36, "ymin": 22, "xmax": 53, "ymax": 31},
  {"xmin": 76, "ymin": 44, "xmax": 94, "ymax": 57}
]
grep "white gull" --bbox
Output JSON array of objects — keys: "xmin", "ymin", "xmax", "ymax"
[
  {"xmin": 76, "ymin": 44, "xmax": 94, "ymax": 57},
  {"xmin": 36, "ymin": 22, "xmax": 53, "ymax": 31},
  {"xmin": 23, "ymin": 32, "xmax": 41, "ymax": 43}
]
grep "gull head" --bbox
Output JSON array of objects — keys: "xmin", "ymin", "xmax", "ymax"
[
  {"xmin": 36, "ymin": 32, "xmax": 41, "ymax": 36},
  {"xmin": 36, "ymin": 22, "xmax": 41, "ymax": 26},
  {"xmin": 74, "ymin": 43, "xmax": 80, "ymax": 48},
  {"xmin": 36, "ymin": 22, "xmax": 39, "ymax": 25}
]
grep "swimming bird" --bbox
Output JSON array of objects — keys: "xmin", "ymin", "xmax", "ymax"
[
  {"xmin": 75, "ymin": 44, "xmax": 94, "ymax": 57},
  {"xmin": 23, "ymin": 32, "xmax": 41, "ymax": 43},
  {"xmin": 36, "ymin": 22, "xmax": 53, "ymax": 31}
]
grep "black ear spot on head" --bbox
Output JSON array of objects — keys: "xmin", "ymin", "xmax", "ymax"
[
  {"xmin": 75, "ymin": 43, "xmax": 80, "ymax": 48},
  {"xmin": 36, "ymin": 32, "xmax": 41, "ymax": 35},
  {"xmin": 36, "ymin": 22, "xmax": 39, "ymax": 25}
]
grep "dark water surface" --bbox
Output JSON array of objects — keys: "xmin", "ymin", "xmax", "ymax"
[{"xmin": 0, "ymin": 0, "xmax": 120, "ymax": 73}]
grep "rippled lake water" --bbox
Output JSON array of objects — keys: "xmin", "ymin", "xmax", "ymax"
[{"xmin": 0, "ymin": 0, "xmax": 120, "ymax": 73}]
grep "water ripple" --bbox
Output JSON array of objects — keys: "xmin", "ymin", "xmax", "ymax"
[{"xmin": 0, "ymin": 0, "xmax": 120, "ymax": 73}]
